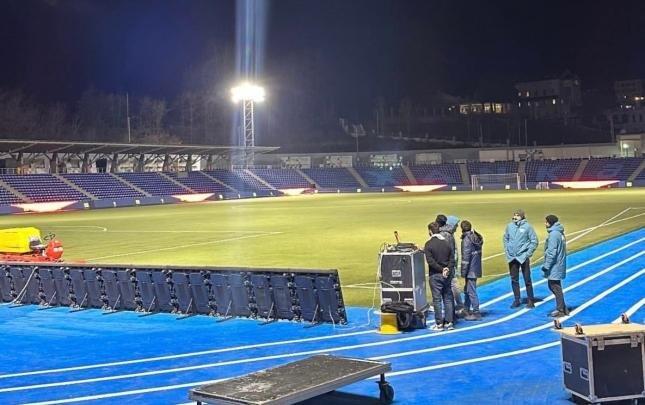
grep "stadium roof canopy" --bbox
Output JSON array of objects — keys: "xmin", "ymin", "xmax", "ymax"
[{"xmin": 0, "ymin": 139, "xmax": 279, "ymax": 156}]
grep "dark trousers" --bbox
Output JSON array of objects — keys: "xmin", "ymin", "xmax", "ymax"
[
  {"xmin": 430, "ymin": 273, "xmax": 454, "ymax": 325},
  {"xmin": 548, "ymin": 280, "xmax": 566, "ymax": 312},
  {"xmin": 464, "ymin": 278, "xmax": 479, "ymax": 312},
  {"xmin": 509, "ymin": 259, "xmax": 534, "ymax": 302}
]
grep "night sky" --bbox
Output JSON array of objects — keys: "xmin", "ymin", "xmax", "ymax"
[{"xmin": 2, "ymin": 0, "xmax": 645, "ymax": 111}]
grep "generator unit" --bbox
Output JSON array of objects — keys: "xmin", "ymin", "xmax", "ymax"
[{"xmin": 378, "ymin": 245, "xmax": 428, "ymax": 312}]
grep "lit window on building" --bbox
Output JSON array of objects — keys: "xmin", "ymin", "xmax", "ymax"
[
  {"xmin": 526, "ymin": 91, "xmax": 529, "ymax": 97},
  {"xmin": 552, "ymin": 99, "xmax": 556, "ymax": 105}
]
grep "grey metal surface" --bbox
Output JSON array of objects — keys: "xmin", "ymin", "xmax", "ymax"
[{"xmin": 189, "ymin": 355, "xmax": 391, "ymax": 405}]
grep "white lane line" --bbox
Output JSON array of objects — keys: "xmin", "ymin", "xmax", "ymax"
[
  {"xmin": 384, "ymin": 341, "xmax": 560, "ymax": 377},
  {"xmin": 480, "ymin": 236, "xmax": 644, "ymax": 308},
  {"xmin": 384, "ymin": 284, "xmax": 645, "ymax": 378},
  {"xmin": 47, "ymin": 226, "xmax": 108, "ymax": 231},
  {"xmin": 85, "ymin": 232, "xmax": 283, "ymax": 262},
  {"xmin": 24, "ymin": 267, "xmax": 644, "ymax": 405},
  {"xmin": 3, "ymin": 237, "xmax": 641, "ymax": 380},
  {"xmin": 6, "ymin": 252, "xmax": 641, "ymax": 394},
  {"xmin": 612, "ymin": 297, "xmax": 645, "ymax": 323},
  {"xmin": 373, "ymin": 269, "xmax": 644, "ymax": 360}
]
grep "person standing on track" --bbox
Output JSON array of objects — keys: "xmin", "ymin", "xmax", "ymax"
[
  {"xmin": 542, "ymin": 214, "xmax": 568, "ymax": 317},
  {"xmin": 460, "ymin": 220, "xmax": 484, "ymax": 321},
  {"xmin": 436, "ymin": 214, "xmax": 465, "ymax": 318},
  {"xmin": 503, "ymin": 209, "xmax": 538, "ymax": 309},
  {"xmin": 424, "ymin": 221, "xmax": 455, "ymax": 331}
]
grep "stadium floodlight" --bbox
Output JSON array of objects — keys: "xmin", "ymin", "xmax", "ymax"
[
  {"xmin": 231, "ymin": 82, "xmax": 265, "ymax": 103},
  {"xmin": 231, "ymin": 82, "xmax": 265, "ymax": 168}
]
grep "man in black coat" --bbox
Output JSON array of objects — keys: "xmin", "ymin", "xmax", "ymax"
[
  {"xmin": 460, "ymin": 220, "xmax": 484, "ymax": 321},
  {"xmin": 424, "ymin": 221, "xmax": 455, "ymax": 330}
]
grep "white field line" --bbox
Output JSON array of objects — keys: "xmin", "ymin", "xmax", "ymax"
[
  {"xmin": 49, "ymin": 226, "xmax": 279, "ymax": 234},
  {"xmin": 6, "ymin": 251, "xmax": 642, "ymax": 394},
  {"xmin": 612, "ymin": 297, "xmax": 645, "ymax": 323},
  {"xmin": 383, "ymin": 277, "xmax": 644, "ymax": 377},
  {"xmin": 481, "ymin": 210, "xmax": 645, "ymax": 263},
  {"xmin": 22, "ymin": 267, "xmax": 644, "ymax": 405},
  {"xmin": 85, "ymin": 232, "xmax": 283, "ymax": 262},
  {"xmin": 2, "ymin": 237, "xmax": 641, "ymax": 380},
  {"xmin": 373, "ymin": 269, "xmax": 644, "ymax": 361}
]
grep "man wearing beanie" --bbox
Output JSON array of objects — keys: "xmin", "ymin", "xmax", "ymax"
[
  {"xmin": 542, "ymin": 214, "xmax": 568, "ymax": 317},
  {"xmin": 503, "ymin": 209, "xmax": 539, "ymax": 308}
]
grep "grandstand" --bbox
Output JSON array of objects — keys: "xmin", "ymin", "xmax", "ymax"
[
  {"xmin": 408, "ymin": 163, "xmax": 462, "ymax": 185},
  {"xmin": 354, "ymin": 166, "xmax": 410, "ymax": 188},
  {"xmin": 302, "ymin": 167, "xmax": 361, "ymax": 189},
  {"xmin": 525, "ymin": 159, "xmax": 581, "ymax": 182}
]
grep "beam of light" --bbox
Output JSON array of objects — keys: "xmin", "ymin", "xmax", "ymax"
[
  {"xmin": 232, "ymin": 0, "xmax": 268, "ymax": 147},
  {"xmin": 395, "ymin": 185, "xmax": 448, "ymax": 192},
  {"xmin": 171, "ymin": 193, "xmax": 214, "ymax": 203},
  {"xmin": 552, "ymin": 180, "xmax": 620, "ymax": 189},
  {"xmin": 12, "ymin": 201, "xmax": 78, "ymax": 213},
  {"xmin": 231, "ymin": 82, "xmax": 265, "ymax": 103}
]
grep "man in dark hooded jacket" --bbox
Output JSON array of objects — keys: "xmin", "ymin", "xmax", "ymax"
[
  {"xmin": 542, "ymin": 214, "xmax": 568, "ymax": 317},
  {"xmin": 460, "ymin": 220, "xmax": 483, "ymax": 321}
]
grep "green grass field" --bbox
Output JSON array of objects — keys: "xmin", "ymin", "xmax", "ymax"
[{"xmin": 1, "ymin": 188, "xmax": 643, "ymax": 306}]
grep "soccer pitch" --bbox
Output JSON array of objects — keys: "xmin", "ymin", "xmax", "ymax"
[{"xmin": 1, "ymin": 188, "xmax": 643, "ymax": 306}]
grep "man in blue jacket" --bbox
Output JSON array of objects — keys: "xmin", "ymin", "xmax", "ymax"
[
  {"xmin": 542, "ymin": 214, "xmax": 568, "ymax": 317},
  {"xmin": 503, "ymin": 209, "xmax": 538, "ymax": 308}
]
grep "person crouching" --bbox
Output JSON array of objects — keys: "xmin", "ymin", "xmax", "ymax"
[{"xmin": 424, "ymin": 221, "xmax": 455, "ymax": 331}]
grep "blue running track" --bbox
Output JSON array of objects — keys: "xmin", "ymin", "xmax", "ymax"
[{"xmin": 0, "ymin": 228, "xmax": 643, "ymax": 404}]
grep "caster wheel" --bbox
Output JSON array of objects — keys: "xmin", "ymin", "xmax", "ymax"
[
  {"xmin": 574, "ymin": 323, "xmax": 584, "ymax": 335},
  {"xmin": 553, "ymin": 319, "xmax": 562, "ymax": 329},
  {"xmin": 379, "ymin": 382, "xmax": 394, "ymax": 403},
  {"xmin": 621, "ymin": 313, "xmax": 630, "ymax": 324}
]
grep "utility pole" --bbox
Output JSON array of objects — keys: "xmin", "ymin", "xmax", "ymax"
[{"xmin": 126, "ymin": 93, "xmax": 132, "ymax": 143}]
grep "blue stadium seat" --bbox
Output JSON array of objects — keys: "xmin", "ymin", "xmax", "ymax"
[
  {"xmin": 294, "ymin": 275, "xmax": 319, "ymax": 322},
  {"xmin": 51, "ymin": 268, "xmax": 72, "ymax": 306},
  {"xmin": 270, "ymin": 274, "xmax": 295, "ymax": 320},
  {"xmin": 315, "ymin": 276, "xmax": 343, "ymax": 323},
  {"xmin": 135, "ymin": 271, "xmax": 156, "ymax": 312},
  {"xmin": 82, "ymin": 269, "xmax": 104, "ymax": 308},
  {"xmin": 211, "ymin": 273, "xmax": 232, "ymax": 316},
  {"xmin": 150, "ymin": 271, "xmax": 174, "ymax": 312},
  {"xmin": 188, "ymin": 272, "xmax": 214, "ymax": 315},
  {"xmin": 250, "ymin": 274, "xmax": 274, "ymax": 319},
  {"xmin": 36, "ymin": 268, "xmax": 57, "ymax": 306},
  {"xmin": 228, "ymin": 273, "xmax": 252, "ymax": 317},
  {"xmin": 171, "ymin": 272, "xmax": 193, "ymax": 314},
  {"xmin": 116, "ymin": 270, "xmax": 137, "ymax": 310}
]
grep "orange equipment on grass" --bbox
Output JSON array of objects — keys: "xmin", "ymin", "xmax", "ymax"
[{"xmin": 0, "ymin": 227, "xmax": 64, "ymax": 262}]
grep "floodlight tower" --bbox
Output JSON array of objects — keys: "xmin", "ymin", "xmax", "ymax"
[{"xmin": 231, "ymin": 82, "xmax": 265, "ymax": 167}]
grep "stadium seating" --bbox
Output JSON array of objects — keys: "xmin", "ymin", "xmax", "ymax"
[
  {"xmin": 204, "ymin": 170, "xmax": 270, "ymax": 192},
  {"xmin": 0, "ymin": 186, "xmax": 23, "ymax": 204},
  {"xmin": 579, "ymin": 157, "xmax": 643, "ymax": 181},
  {"xmin": 62, "ymin": 173, "xmax": 144, "ymax": 199},
  {"xmin": 116, "ymin": 172, "xmax": 188, "ymax": 196},
  {"xmin": 467, "ymin": 161, "xmax": 519, "ymax": 176},
  {"xmin": 250, "ymin": 169, "xmax": 310, "ymax": 188},
  {"xmin": 302, "ymin": 168, "xmax": 361, "ymax": 189},
  {"xmin": 354, "ymin": 167, "xmax": 410, "ymax": 187},
  {"xmin": 0, "ymin": 174, "xmax": 89, "ymax": 203},
  {"xmin": 164, "ymin": 171, "xmax": 229, "ymax": 194},
  {"xmin": 408, "ymin": 164, "xmax": 462, "ymax": 185},
  {"xmin": 525, "ymin": 159, "xmax": 582, "ymax": 182}
]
